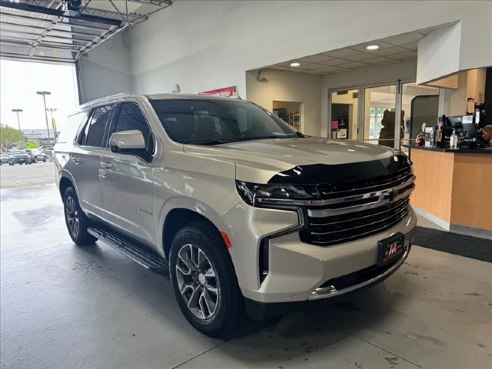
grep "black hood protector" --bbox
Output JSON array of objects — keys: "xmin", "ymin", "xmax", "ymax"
[{"xmin": 268, "ymin": 155, "xmax": 411, "ymax": 185}]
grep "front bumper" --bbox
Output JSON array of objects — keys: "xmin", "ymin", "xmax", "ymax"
[
  {"xmin": 224, "ymin": 203, "xmax": 416, "ymax": 308},
  {"xmin": 244, "ymin": 244, "xmax": 411, "ymax": 319}
]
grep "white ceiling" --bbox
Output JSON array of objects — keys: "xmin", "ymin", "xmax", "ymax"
[{"xmin": 269, "ymin": 28, "xmax": 437, "ymax": 75}]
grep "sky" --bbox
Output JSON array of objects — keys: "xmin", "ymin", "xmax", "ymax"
[{"xmin": 0, "ymin": 59, "xmax": 79, "ymax": 132}]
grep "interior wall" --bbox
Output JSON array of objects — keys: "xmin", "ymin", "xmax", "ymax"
[
  {"xmin": 127, "ymin": 1, "xmax": 492, "ymax": 99},
  {"xmin": 76, "ymin": 31, "xmax": 132, "ymax": 104},
  {"xmin": 246, "ymin": 69, "xmax": 321, "ymax": 136}
]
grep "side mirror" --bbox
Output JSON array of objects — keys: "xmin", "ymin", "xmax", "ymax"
[{"xmin": 109, "ymin": 130, "xmax": 151, "ymax": 161}]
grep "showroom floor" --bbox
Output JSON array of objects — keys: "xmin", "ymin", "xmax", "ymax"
[{"xmin": 1, "ymin": 176, "xmax": 491, "ymax": 369}]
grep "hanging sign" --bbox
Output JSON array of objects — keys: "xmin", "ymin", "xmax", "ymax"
[{"xmin": 199, "ymin": 86, "xmax": 236, "ymax": 97}]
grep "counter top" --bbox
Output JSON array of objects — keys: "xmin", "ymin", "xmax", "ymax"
[{"xmin": 404, "ymin": 145, "xmax": 492, "ymax": 154}]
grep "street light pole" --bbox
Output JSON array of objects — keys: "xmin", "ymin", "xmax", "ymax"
[
  {"xmin": 12, "ymin": 108, "xmax": 23, "ymax": 147},
  {"xmin": 36, "ymin": 91, "xmax": 51, "ymax": 142}
]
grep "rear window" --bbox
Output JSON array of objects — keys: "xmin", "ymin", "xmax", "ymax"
[{"xmin": 57, "ymin": 111, "xmax": 89, "ymax": 144}]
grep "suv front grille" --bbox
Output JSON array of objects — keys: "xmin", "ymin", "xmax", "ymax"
[{"xmin": 300, "ymin": 168, "xmax": 414, "ymax": 246}]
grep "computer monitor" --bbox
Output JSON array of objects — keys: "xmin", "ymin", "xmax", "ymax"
[
  {"xmin": 446, "ymin": 115, "xmax": 477, "ymax": 139},
  {"xmin": 446, "ymin": 115, "xmax": 464, "ymax": 129}
]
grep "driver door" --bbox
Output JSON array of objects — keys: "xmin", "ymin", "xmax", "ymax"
[{"xmin": 99, "ymin": 102, "xmax": 156, "ymax": 246}]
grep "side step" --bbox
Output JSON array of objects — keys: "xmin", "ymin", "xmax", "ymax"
[{"xmin": 88, "ymin": 227, "xmax": 168, "ymax": 274}]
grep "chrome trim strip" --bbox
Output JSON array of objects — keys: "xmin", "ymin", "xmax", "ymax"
[
  {"xmin": 256, "ymin": 176, "xmax": 415, "ymax": 208},
  {"xmin": 308, "ymin": 212, "xmax": 410, "ymax": 245},
  {"xmin": 310, "ymin": 199, "xmax": 409, "ymax": 226},
  {"xmin": 307, "ymin": 245, "xmax": 410, "ymax": 301},
  {"xmin": 307, "ymin": 185, "xmax": 413, "ymax": 218},
  {"xmin": 310, "ymin": 208, "xmax": 409, "ymax": 236}
]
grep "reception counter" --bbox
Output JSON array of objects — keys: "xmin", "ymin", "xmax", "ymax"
[{"xmin": 408, "ymin": 146, "xmax": 492, "ymax": 237}]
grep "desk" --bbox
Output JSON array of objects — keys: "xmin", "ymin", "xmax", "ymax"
[{"xmin": 409, "ymin": 146, "xmax": 492, "ymax": 235}]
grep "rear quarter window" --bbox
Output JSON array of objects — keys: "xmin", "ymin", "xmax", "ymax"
[{"xmin": 57, "ymin": 111, "xmax": 90, "ymax": 144}]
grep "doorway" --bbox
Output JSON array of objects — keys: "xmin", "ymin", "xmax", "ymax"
[
  {"xmin": 272, "ymin": 101, "xmax": 302, "ymax": 131},
  {"xmin": 363, "ymin": 84, "xmax": 398, "ymax": 147},
  {"xmin": 329, "ymin": 89, "xmax": 359, "ymax": 140}
]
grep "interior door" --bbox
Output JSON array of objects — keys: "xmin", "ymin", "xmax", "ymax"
[{"xmin": 99, "ymin": 102, "xmax": 156, "ymax": 246}]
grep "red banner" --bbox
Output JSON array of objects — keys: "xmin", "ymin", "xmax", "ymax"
[{"xmin": 199, "ymin": 86, "xmax": 236, "ymax": 97}]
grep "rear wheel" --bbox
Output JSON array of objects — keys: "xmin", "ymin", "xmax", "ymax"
[
  {"xmin": 43, "ymin": 157, "xmax": 47, "ymax": 162},
  {"xmin": 169, "ymin": 221, "xmax": 245, "ymax": 338},
  {"xmin": 63, "ymin": 187, "xmax": 96, "ymax": 245}
]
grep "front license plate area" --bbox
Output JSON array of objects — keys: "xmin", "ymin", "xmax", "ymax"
[{"xmin": 377, "ymin": 233, "xmax": 405, "ymax": 266}]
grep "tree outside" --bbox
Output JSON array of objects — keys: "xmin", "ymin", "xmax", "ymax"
[{"xmin": 0, "ymin": 124, "xmax": 28, "ymax": 151}]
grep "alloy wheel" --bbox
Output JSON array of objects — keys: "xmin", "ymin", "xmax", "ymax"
[
  {"xmin": 65, "ymin": 196, "xmax": 80, "ymax": 238},
  {"xmin": 175, "ymin": 243, "xmax": 220, "ymax": 320}
]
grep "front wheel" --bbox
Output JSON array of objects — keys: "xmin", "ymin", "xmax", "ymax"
[
  {"xmin": 63, "ymin": 187, "xmax": 96, "ymax": 245},
  {"xmin": 169, "ymin": 221, "xmax": 245, "ymax": 338}
]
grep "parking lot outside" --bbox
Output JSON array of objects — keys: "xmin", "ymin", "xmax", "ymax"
[
  {"xmin": 1, "ymin": 163, "xmax": 491, "ymax": 369},
  {"xmin": 0, "ymin": 161, "xmax": 55, "ymax": 188}
]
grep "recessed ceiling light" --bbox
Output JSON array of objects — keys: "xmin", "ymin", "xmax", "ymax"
[
  {"xmin": 366, "ymin": 45, "xmax": 379, "ymax": 51},
  {"xmin": 290, "ymin": 62, "xmax": 301, "ymax": 67}
]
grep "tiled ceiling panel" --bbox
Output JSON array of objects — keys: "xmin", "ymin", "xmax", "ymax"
[{"xmin": 268, "ymin": 27, "xmax": 438, "ymax": 76}]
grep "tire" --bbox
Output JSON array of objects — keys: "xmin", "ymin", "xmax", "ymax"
[
  {"xmin": 169, "ymin": 221, "xmax": 245, "ymax": 338},
  {"xmin": 43, "ymin": 157, "xmax": 47, "ymax": 162},
  {"xmin": 62, "ymin": 187, "xmax": 97, "ymax": 245}
]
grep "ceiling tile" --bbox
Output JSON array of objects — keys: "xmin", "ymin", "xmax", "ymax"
[
  {"xmin": 345, "ymin": 51, "xmax": 377, "ymax": 61},
  {"xmin": 338, "ymin": 61, "xmax": 368, "ymax": 69},
  {"xmin": 391, "ymin": 51, "xmax": 417, "ymax": 59},
  {"xmin": 324, "ymin": 48, "xmax": 361, "ymax": 58},
  {"xmin": 316, "ymin": 65, "xmax": 347, "ymax": 73},
  {"xmin": 315, "ymin": 58, "xmax": 348, "ymax": 66},
  {"xmin": 399, "ymin": 41, "xmax": 418, "ymax": 51},
  {"xmin": 384, "ymin": 32, "xmax": 424, "ymax": 46},
  {"xmin": 375, "ymin": 46, "xmax": 412, "ymax": 56},
  {"xmin": 300, "ymin": 54, "xmax": 335, "ymax": 63},
  {"xmin": 363, "ymin": 56, "xmax": 397, "ymax": 65}
]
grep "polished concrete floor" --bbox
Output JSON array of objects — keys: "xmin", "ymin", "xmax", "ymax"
[{"xmin": 1, "ymin": 183, "xmax": 491, "ymax": 369}]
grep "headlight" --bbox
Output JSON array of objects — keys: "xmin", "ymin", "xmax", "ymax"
[{"xmin": 235, "ymin": 180, "xmax": 318, "ymax": 207}]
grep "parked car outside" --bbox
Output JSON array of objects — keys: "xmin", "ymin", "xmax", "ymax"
[
  {"xmin": 54, "ymin": 93, "xmax": 416, "ymax": 338},
  {"xmin": 0, "ymin": 153, "xmax": 10, "ymax": 165},
  {"xmin": 33, "ymin": 148, "xmax": 49, "ymax": 162},
  {"xmin": 25, "ymin": 149, "xmax": 37, "ymax": 163},
  {"xmin": 8, "ymin": 150, "xmax": 31, "ymax": 165}
]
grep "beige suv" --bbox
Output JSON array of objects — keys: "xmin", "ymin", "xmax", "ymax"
[{"xmin": 54, "ymin": 93, "xmax": 416, "ymax": 337}]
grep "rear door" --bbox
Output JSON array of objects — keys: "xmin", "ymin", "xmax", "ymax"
[
  {"xmin": 70, "ymin": 104, "xmax": 116, "ymax": 217},
  {"xmin": 99, "ymin": 102, "xmax": 156, "ymax": 245}
]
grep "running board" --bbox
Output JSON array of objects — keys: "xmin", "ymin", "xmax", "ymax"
[{"xmin": 88, "ymin": 227, "xmax": 168, "ymax": 274}]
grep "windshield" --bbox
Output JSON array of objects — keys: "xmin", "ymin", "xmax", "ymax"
[{"xmin": 149, "ymin": 98, "xmax": 303, "ymax": 145}]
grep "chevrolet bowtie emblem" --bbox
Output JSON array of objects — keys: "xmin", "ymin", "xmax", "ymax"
[{"xmin": 380, "ymin": 189, "xmax": 396, "ymax": 202}]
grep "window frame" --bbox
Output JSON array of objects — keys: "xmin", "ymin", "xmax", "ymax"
[
  {"xmin": 77, "ymin": 104, "xmax": 116, "ymax": 149},
  {"xmin": 106, "ymin": 101, "xmax": 157, "ymax": 156}
]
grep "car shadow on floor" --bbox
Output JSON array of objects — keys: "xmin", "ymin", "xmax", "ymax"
[{"xmin": 74, "ymin": 240, "xmax": 414, "ymax": 360}]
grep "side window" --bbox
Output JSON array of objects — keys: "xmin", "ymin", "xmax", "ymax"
[
  {"xmin": 82, "ymin": 105, "xmax": 115, "ymax": 147},
  {"xmin": 57, "ymin": 111, "xmax": 89, "ymax": 144},
  {"xmin": 111, "ymin": 103, "xmax": 154, "ymax": 153}
]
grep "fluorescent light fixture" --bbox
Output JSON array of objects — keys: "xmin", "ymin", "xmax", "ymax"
[
  {"xmin": 366, "ymin": 45, "xmax": 379, "ymax": 50},
  {"xmin": 290, "ymin": 62, "xmax": 301, "ymax": 67}
]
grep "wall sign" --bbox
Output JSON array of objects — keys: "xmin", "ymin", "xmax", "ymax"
[{"xmin": 199, "ymin": 86, "xmax": 236, "ymax": 97}]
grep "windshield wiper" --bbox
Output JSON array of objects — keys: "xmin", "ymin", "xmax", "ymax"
[{"xmin": 186, "ymin": 139, "xmax": 236, "ymax": 146}]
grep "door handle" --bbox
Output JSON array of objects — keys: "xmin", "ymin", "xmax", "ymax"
[
  {"xmin": 101, "ymin": 161, "xmax": 113, "ymax": 169},
  {"xmin": 71, "ymin": 156, "xmax": 80, "ymax": 164}
]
